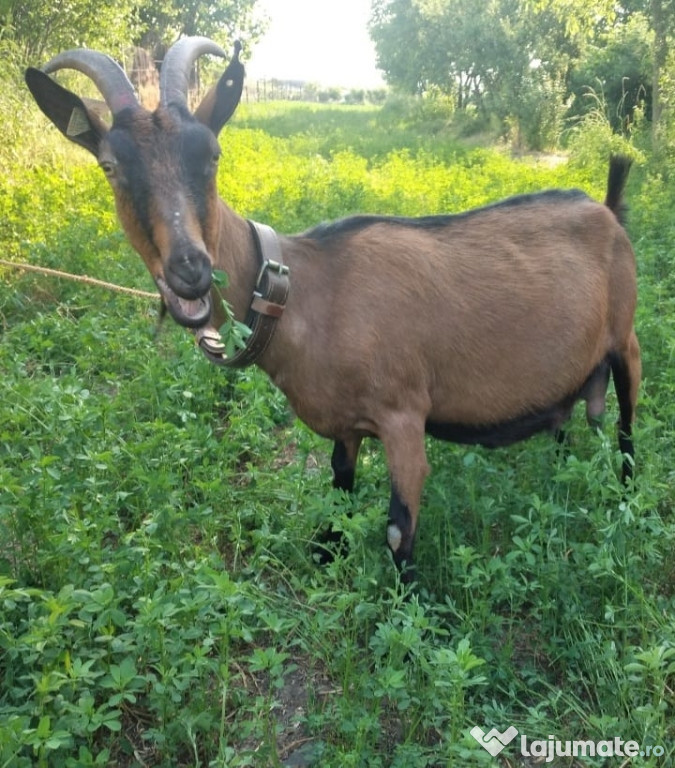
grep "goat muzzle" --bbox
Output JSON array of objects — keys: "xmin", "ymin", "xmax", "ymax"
[
  {"xmin": 155, "ymin": 275, "xmax": 212, "ymax": 329},
  {"xmin": 166, "ymin": 247, "xmax": 212, "ymax": 295},
  {"xmin": 156, "ymin": 247, "xmax": 213, "ymax": 327}
]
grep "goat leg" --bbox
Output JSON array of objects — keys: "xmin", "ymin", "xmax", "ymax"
[
  {"xmin": 313, "ymin": 436, "xmax": 363, "ymax": 564},
  {"xmin": 611, "ymin": 331, "xmax": 641, "ymax": 483},
  {"xmin": 381, "ymin": 414, "xmax": 430, "ymax": 583},
  {"xmin": 331, "ymin": 437, "xmax": 362, "ymax": 492}
]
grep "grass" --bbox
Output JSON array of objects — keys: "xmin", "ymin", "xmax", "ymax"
[{"xmin": 1, "ymin": 92, "xmax": 675, "ymax": 767}]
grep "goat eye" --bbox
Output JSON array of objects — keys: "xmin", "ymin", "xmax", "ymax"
[
  {"xmin": 203, "ymin": 154, "xmax": 219, "ymax": 180},
  {"xmin": 99, "ymin": 160, "xmax": 117, "ymax": 179}
]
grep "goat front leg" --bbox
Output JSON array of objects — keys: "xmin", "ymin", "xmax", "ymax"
[{"xmin": 380, "ymin": 415, "xmax": 430, "ymax": 583}]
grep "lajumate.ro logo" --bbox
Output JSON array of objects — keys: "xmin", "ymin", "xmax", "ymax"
[{"xmin": 470, "ymin": 723, "xmax": 666, "ymax": 762}]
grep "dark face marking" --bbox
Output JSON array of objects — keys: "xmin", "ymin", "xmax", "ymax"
[
  {"xmin": 105, "ymin": 109, "xmax": 221, "ymax": 240},
  {"xmin": 106, "ymin": 125, "xmax": 153, "ymax": 239},
  {"xmin": 180, "ymin": 121, "xmax": 222, "ymax": 224}
]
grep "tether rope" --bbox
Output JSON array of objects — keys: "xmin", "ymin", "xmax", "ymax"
[{"xmin": 0, "ymin": 258, "xmax": 159, "ymax": 300}]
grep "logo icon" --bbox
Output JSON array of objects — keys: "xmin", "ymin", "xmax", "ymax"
[{"xmin": 470, "ymin": 724, "xmax": 519, "ymax": 756}]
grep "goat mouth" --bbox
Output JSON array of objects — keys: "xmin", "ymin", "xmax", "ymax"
[{"xmin": 156, "ymin": 276, "xmax": 212, "ymax": 328}]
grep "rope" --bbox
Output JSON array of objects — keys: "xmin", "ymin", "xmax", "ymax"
[{"xmin": 0, "ymin": 258, "xmax": 159, "ymax": 300}]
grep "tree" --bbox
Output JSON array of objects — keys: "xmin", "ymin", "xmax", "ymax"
[
  {"xmin": 369, "ymin": 0, "xmax": 578, "ymax": 146},
  {"xmin": 647, "ymin": 0, "xmax": 675, "ymax": 140},
  {"xmin": 534, "ymin": 0, "xmax": 675, "ymax": 140},
  {"xmin": 368, "ymin": 0, "xmax": 675, "ymax": 148},
  {"xmin": 1, "ymin": 0, "xmax": 136, "ymax": 61},
  {"xmin": 134, "ymin": 0, "xmax": 263, "ymax": 53},
  {"xmin": 1, "ymin": 0, "xmax": 262, "ymax": 63},
  {"xmin": 370, "ymin": 0, "xmax": 428, "ymax": 94}
]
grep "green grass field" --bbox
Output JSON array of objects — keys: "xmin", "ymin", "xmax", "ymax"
[{"xmin": 2, "ymin": 99, "xmax": 675, "ymax": 767}]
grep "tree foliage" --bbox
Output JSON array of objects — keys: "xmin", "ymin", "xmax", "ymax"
[
  {"xmin": 568, "ymin": 13, "xmax": 653, "ymax": 133},
  {"xmin": 370, "ymin": 0, "xmax": 675, "ymax": 148},
  {"xmin": 134, "ymin": 0, "xmax": 264, "ymax": 53},
  {"xmin": 370, "ymin": 0, "xmax": 579, "ymax": 146},
  {"xmin": 0, "ymin": 0, "xmax": 262, "ymax": 62},
  {"xmin": 0, "ymin": 0, "xmax": 137, "ymax": 60}
]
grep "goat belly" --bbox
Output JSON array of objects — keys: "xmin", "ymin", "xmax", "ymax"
[{"xmin": 425, "ymin": 397, "xmax": 574, "ymax": 448}]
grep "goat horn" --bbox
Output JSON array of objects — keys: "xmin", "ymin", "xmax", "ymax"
[
  {"xmin": 160, "ymin": 36, "xmax": 227, "ymax": 109},
  {"xmin": 43, "ymin": 49, "xmax": 138, "ymax": 115}
]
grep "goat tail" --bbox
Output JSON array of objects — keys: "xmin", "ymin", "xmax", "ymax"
[{"xmin": 604, "ymin": 154, "xmax": 633, "ymax": 225}]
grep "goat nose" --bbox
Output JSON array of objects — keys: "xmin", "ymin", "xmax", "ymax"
[{"xmin": 166, "ymin": 248, "xmax": 212, "ymax": 299}]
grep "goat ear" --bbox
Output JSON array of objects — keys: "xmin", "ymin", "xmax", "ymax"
[
  {"xmin": 25, "ymin": 67, "xmax": 107, "ymax": 156},
  {"xmin": 194, "ymin": 41, "xmax": 244, "ymax": 136}
]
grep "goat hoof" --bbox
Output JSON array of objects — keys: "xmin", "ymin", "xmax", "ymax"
[{"xmin": 312, "ymin": 526, "xmax": 348, "ymax": 565}]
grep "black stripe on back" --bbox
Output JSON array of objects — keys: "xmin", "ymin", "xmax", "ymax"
[{"xmin": 304, "ymin": 188, "xmax": 588, "ymax": 242}]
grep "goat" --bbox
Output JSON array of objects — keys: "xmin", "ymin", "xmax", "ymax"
[{"xmin": 25, "ymin": 38, "xmax": 641, "ymax": 582}]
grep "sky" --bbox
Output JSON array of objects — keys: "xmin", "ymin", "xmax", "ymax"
[{"xmin": 246, "ymin": 0, "xmax": 385, "ymax": 89}]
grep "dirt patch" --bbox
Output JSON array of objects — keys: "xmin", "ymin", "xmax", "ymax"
[{"xmin": 230, "ymin": 654, "xmax": 334, "ymax": 766}]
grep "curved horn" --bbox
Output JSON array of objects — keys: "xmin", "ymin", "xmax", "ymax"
[
  {"xmin": 43, "ymin": 49, "xmax": 138, "ymax": 115},
  {"xmin": 160, "ymin": 36, "xmax": 227, "ymax": 109}
]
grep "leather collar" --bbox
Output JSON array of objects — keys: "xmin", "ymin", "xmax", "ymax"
[{"xmin": 194, "ymin": 220, "xmax": 289, "ymax": 368}]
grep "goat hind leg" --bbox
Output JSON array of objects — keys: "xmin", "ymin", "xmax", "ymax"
[
  {"xmin": 331, "ymin": 437, "xmax": 362, "ymax": 492},
  {"xmin": 315, "ymin": 436, "xmax": 363, "ymax": 564},
  {"xmin": 611, "ymin": 331, "xmax": 641, "ymax": 482}
]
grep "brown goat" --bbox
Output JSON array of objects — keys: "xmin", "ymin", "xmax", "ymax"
[{"xmin": 25, "ymin": 38, "xmax": 641, "ymax": 581}]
